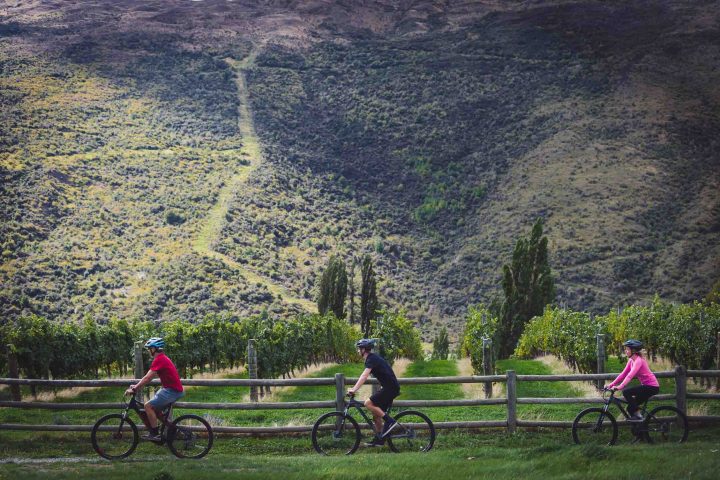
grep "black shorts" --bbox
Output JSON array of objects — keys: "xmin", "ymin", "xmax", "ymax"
[{"xmin": 370, "ymin": 388, "xmax": 400, "ymax": 411}]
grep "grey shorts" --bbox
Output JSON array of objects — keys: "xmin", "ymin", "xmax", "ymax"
[{"xmin": 148, "ymin": 387, "xmax": 185, "ymax": 410}]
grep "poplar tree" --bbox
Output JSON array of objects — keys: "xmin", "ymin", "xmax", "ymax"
[
  {"xmin": 317, "ymin": 255, "xmax": 348, "ymax": 320},
  {"xmin": 498, "ymin": 218, "xmax": 556, "ymax": 358},
  {"xmin": 348, "ymin": 258, "xmax": 356, "ymax": 324},
  {"xmin": 360, "ymin": 254, "xmax": 378, "ymax": 337}
]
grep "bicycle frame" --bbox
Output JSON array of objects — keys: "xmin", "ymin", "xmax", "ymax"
[
  {"xmin": 602, "ymin": 389, "xmax": 649, "ymax": 420},
  {"xmin": 343, "ymin": 396, "xmax": 387, "ymax": 434},
  {"xmin": 122, "ymin": 394, "xmax": 174, "ymax": 441}
]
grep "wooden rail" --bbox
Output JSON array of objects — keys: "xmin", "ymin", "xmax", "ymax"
[{"xmin": 1, "ymin": 368, "xmax": 719, "ymax": 434}]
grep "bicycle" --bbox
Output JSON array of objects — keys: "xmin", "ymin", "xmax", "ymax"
[
  {"xmin": 572, "ymin": 387, "xmax": 688, "ymax": 446},
  {"xmin": 91, "ymin": 388, "xmax": 214, "ymax": 460},
  {"xmin": 311, "ymin": 392, "xmax": 435, "ymax": 455}
]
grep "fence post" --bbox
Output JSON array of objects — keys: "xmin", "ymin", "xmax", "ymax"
[
  {"xmin": 6, "ymin": 344, "xmax": 21, "ymax": 401},
  {"xmin": 482, "ymin": 337, "xmax": 493, "ymax": 398},
  {"xmin": 675, "ymin": 365, "xmax": 687, "ymax": 415},
  {"xmin": 248, "ymin": 339, "xmax": 258, "ymax": 402},
  {"xmin": 506, "ymin": 370, "xmax": 517, "ymax": 434},
  {"xmin": 596, "ymin": 334, "xmax": 606, "ymax": 391},
  {"xmin": 335, "ymin": 373, "xmax": 345, "ymax": 413},
  {"xmin": 133, "ymin": 341, "xmax": 144, "ymax": 403}
]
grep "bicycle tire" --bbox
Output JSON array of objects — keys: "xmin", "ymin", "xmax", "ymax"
[
  {"xmin": 91, "ymin": 413, "xmax": 139, "ymax": 460},
  {"xmin": 386, "ymin": 410, "xmax": 435, "ymax": 453},
  {"xmin": 167, "ymin": 414, "xmax": 214, "ymax": 459},
  {"xmin": 572, "ymin": 408, "xmax": 618, "ymax": 446},
  {"xmin": 311, "ymin": 411, "xmax": 361, "ymax": 455},
  {"xmin": 644, "ymin": 405, "xmax": 688, "ymax": 444}
]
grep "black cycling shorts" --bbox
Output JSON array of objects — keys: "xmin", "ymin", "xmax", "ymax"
[{"xmin": 370, "ymin": 388, "xmax": 400, "ymax": 411}]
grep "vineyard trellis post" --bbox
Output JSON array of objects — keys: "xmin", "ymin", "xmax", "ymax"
[
  {"xmin": 372, "ymin": 338, "xmax": 380, "ymax": 396},
  {"xmin": 675, "ymin": 365, "xmax": 687, "ymax": 414},
  {"xmin": 506, "ymin": 370, "xmax": 517, "ymax": 434},
  {"xmin": 133, "ymin": 341, "xmax": 144, "ymax": 403},
  {"xmin": 334, "ymin": 373, "xmax": 345, "ymax": 413},
  {"xmin": 482, "ymin": 337, "xmax": 493, "ymax": 398},
  {"xmin": 6, "ymin": 344, "xmax": 20, "ymax": 402},
  {"xmin": 596, "ymin": 334, "xmax": 606, "ymax": 391},
  {"xmin": 248, "ymin": 339, "xmax": 258, "ymax": 402},
  {"xmin": 716, "ymin": 332, "xmax": 720, "ymax": 391}
]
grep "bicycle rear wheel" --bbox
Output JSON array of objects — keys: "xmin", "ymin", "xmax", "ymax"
[
  {"xmin": 644, "ymin": 406, "xmax": 688, "ymax": 444},
  {"xmin": 572, "ymin": 408, "xmax": 618, "ymax": 446},
  {"xmin": 91, "ymin": 413, "xmax": 138, "ymax": 460},
  {"xmin": 311, "ymin": 412, "xmax": 361, "ymax": 455},
  {"xmin": 386, "ymin": 410, "xmax": 435, "ymax": 453},
  {"xmin": 167, "ymin": 414, "xmax": 214, "ymax": 459}
]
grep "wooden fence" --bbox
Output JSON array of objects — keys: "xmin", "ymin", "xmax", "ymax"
[{"xmin": 1, "ymin": 367, "xmax": 719, "ymax": 435}]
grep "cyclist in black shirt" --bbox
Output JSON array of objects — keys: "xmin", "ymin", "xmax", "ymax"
[{"xmin": 347, "ymin": 338, "xmax": 401, "ymax": 447}]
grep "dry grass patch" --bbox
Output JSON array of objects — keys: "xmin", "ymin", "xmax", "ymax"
[
  {"xmin": 535, "ymin": 355, "xmax": 598, "ymax": 397},
  {"xmin": 457, "ymin": 357, "xmax": 503, "ymax": 398},
  {"xmin": 242, "ymin": 362, "xmax": 337, "ymax": 403}
]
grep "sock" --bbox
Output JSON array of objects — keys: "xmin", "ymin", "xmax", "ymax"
[{"xmin": 150, "ymin": 427, "xmax": 159, "ymax": 435}]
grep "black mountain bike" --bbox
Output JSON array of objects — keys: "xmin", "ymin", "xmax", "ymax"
[
  {"xmin": 91, "ymin": 388, "xmax": 213, "ymax": 460},
  {"xmin": 572, "ymin": 388, "xmax": 688, "ymax": 446},
  {"xmin": 311, "ymin": 392, "xmax": 435, "ymax": 455}
]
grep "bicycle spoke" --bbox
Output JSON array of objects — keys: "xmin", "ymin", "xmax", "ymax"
[
  {"xmin": 645, "ymin": 406, "xmax": 688, "ymax": 444},
  {"xmin": 91, "ymin": 414, "xmax": 138, "ymax": 460},
  {"xmin": 168, "ymin": 414, "xmax": 213, "ymax": 459},
  {"xmin": 386, "ymin": 411, "xmax": 435, "ymax": 453},
  {"xmin": 311, "ymin": 412, "xmax": 360, "ymax": 455},
  {"xmin": 572, "ymin": 408, "xmax": 617, "ymax": 446}
]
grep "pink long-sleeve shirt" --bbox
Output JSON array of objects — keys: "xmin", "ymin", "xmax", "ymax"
[{"xmin": 608, "ymin": 355, "xmax": 659, "ymax": 389}]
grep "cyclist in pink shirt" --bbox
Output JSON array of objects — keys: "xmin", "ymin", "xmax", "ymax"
[{"xmin": 605, "ymin": 339, "xmax": 659, "ymax": 421}]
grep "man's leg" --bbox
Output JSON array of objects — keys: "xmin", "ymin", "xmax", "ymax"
[
  {"xmin": 365, "ymin": 398, "xmax": 385, "ymax": 435},
  {"xmin": 144, "ymin": 400, "xmax": 159, "ymax": 429}
]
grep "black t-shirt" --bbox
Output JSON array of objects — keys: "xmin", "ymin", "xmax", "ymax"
[{"xmin": 364, "ymin": 353, "xmax": 400, "ymax": 392}]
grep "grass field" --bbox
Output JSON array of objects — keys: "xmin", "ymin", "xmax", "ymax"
[
  {"xmin": 1, "ymin": 357, "xmax": 719, "ymax": 479},
  {"xmin": 1, "ymin": 429, "xmax": 720, "ymax": 480}
]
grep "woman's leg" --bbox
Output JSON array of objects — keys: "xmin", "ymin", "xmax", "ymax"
[{"xmin": 623, "ymin": 385, "xmax": 659, "ymax": 416}]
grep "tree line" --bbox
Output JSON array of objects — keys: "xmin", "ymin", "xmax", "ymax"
[
  {"xmin": 0, "ymin": 309, "xmax": 423, "ymax": 384},
  {"xmin": 515, "ymin": 299, "xmax": 720, "ymax": 374}
]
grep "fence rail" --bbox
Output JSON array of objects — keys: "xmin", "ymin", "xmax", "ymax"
[{"xmin": 1, "ymin": 368, "xmax": 719, "ymax": 434}]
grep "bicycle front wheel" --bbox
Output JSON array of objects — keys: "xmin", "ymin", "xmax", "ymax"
[
  {"xmin": 572, "ymin": 408, "xmax": 618, "ymax": 446},
  {"xmin": 386, "ymin": 410, "xmax": 435, "ymax": 453},
  {"xmin": 311, "ymin": 412, "xmax": 361, "ymax": 455},
  {"xmin": 91, "ymin": 413, "xmax": 138, "ymax": 460},
  {"xmin": 644, "ymin": 406, "xmax": 688, "ymax": 444},
  {"xmin": 168, "ymin": 414, "xmax": 214, "ymax": 459}
]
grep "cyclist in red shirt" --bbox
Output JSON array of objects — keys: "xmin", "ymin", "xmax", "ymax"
[{"xmin": 125, "ymin": 337, "xmax": 184, "ymax": 440}]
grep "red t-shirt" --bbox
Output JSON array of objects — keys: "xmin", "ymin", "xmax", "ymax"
[{"xmin": 150, "ymin": 353, "xmax": 183, "ymax": 392}]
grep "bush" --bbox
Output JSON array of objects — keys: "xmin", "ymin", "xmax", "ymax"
[{"xmin": 373, "ymin": 309, "xmax": 423, "ymax": 362}]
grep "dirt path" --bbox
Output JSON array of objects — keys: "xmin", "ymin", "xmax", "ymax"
[{"xmin": 192, "ymin": 51, "xmax": 314, "ymax": 312}]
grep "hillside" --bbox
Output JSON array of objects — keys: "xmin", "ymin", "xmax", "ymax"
[{"xmin": 1, "ymin": 0, "xmax": 719, "ymax": 336}]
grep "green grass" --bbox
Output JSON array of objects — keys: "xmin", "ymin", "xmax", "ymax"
[
  {"xmin": 1, "ymin": 429, "xmax": 720, "ymax": 479},
  {"xmin": 0, "ymin": 360, "xmax": 720, "ymax": 470},
  {"xmin": 400, "ymin": 360, "xmax": 464, "ymax": 401}
]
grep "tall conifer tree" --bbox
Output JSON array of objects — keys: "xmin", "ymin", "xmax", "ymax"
[
  {"xmin": 498, "ymin": 218, "xmax": 556, "ymax": 358},
  {"xmin": 360, "ymin": 254, "xmax": 378, "ymax": 337},
  {"xmin": 317, "ymin": 255, "xmax": 348, "ymax": 320}
]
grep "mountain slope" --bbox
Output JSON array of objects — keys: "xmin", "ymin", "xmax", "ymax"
[{"xmin": 1, "ymin": 1, "xmax": 718, "ymax": 336}]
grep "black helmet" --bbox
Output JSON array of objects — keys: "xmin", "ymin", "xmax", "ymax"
[
  {"xmin": 623, "ymin": 339, "xmax": 643, "ymax": 350},
  {"xmin": 356, "ymin": 338, "xmax": 374, "ymax": 350}
]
